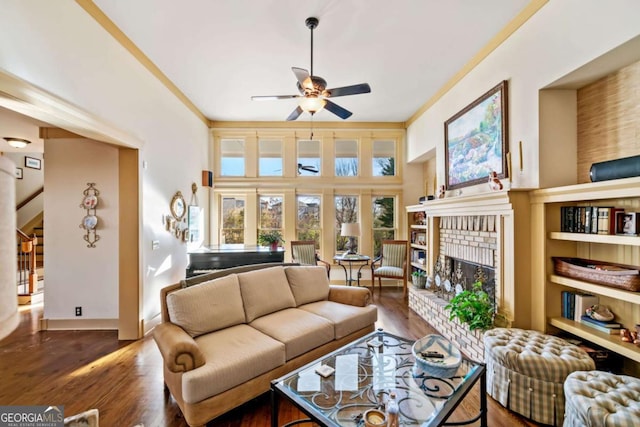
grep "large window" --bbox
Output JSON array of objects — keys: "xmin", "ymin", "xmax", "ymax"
[
  {"xmin": 372, "ymin": 196, "xmax": 396, "ymax": 256},
  {"xmin": 220, "ymin": 139, "xmax": 245, "ymax": 176},
  {"xmin": 221, "ymin": 196, "xmax": 245, "ymax": 243},
  {"xmin": 335, "ymin": 196, "xmax": 358, "ymax": 253},
  {"xmin": 297, "ymin": 139, "xmax": 321, "ymax": 176},
  {"xmin": 258, "ymin": 196, "xmax": 283, "ymax": 238},
  {"xmin": 296, "ymin": 195, "xmax": 321, "ymax": 247},
  {"xmin": 335, "ymin": 139, "xmax": 358, "ymax": 176},
  {"xmin": 259, "ymin": 139, "xmax": 282, "ymax": 176},
  {"xmin": 373, "ymin": 140, "xmax": 395, "ymax": 176}
]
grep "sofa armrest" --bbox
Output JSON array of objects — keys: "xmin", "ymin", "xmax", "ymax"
[
  {"xmin": 152, "ymin": 322, "xmax": 206, "ymax": 373},
  {"xmin": 328, "ymin": 285, "xmax": 371, "ymax": 307}
]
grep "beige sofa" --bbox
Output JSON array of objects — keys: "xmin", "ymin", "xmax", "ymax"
[{"xmin": 153, "ymin": 263, "xmax": 377, "ymax": 427}]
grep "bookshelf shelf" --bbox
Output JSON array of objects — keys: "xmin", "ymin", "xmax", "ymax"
[
  {"xmin": 410, "ymin": 225, "xmax": 428, "ymax": 230},
  {"xmin": 550, "ymin": 274, "xmax": 640, "ymax": 304},
  {"xmin": 531, "ymin": 178, "xmax": 640, "ymax": 370},
  {"xmin": 550, "ymin": 317, "xmax": 640, "ymax": 363},
  {"xmin": 411, "ymin": 261, "xmax": 427, "ymax": 271},
  {"xmin": 549, "ymin": 232, "xmax": 640, "ymax": 246},
  {"xmin": 410, "ymin": 243, "xmax": 428, "ymax": 250}
]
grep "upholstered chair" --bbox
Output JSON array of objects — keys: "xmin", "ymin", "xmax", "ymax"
[
  {"xmin": 290, "ymin": 241, "xmax": 331, "ymax": 278},
  {"xmin": 370, "ymin": 240, "xmax": 408, "ymax": 296}
]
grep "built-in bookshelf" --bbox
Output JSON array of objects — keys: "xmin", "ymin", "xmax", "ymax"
[
  {"xmin": 531, "ymin": 176, "xmax": 640, "ymax": 372},
  {"xmin": 407, "ymin": 208, "xmax": 428, "ymax": 273}
]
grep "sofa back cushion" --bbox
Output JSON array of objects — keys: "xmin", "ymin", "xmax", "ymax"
[
  {"xmin": 238, "ymin": 266, "xmax": 296, "ymax": 322},
  {"xmin": 166, "ymin": 274, "xmax": 245, "ymax": 337},
  {"xmin": 284, "ymin": 266, "xmax": 330, "ymax": 306}
]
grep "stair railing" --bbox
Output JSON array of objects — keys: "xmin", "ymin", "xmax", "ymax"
[{"xmin": 16, "ymin": 229, "xmax": 38, "ymax": 294}]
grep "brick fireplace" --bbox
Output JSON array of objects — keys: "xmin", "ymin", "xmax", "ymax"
[{"xmin": 407, "ymin": 191, "xmax": 531, "ymax": 361}]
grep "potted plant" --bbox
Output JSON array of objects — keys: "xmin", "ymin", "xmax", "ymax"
[
  {"xmin": 445, "ymin": 281, "xmax": 494, "ymax": 331},
  {"xmin": 411, "ymin": 270, "xmax": 427, "ymax": 288},
  {"xmin": 258, "ymin": 230, "xmax": 284, "ymax": 251}
]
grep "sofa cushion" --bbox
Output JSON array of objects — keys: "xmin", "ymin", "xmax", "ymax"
[
  {"xmin": 238, "ymin": 266, "xmax": 296, "ymax": 322},
  {"xmin": 284, "ymin": 266, "xmax": 330, "ymax": 306},
  {"xmin": 182, "ymin": 324, "xmax": 285, "ymax": 403},
  {"xmin": 166, "ymin": 274, "xmax": 245, "ymax": 337},
  {"xmin": 250, "ymin": 308, "xmax": 334, "ymax": 360},
  {"xmin": 299, "ymin": 301, "xmax": 378, "ymax": 339}
]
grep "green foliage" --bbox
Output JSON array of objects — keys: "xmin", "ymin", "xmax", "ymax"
[
  {"xmin": 258, "ymin": 230, "xmax": 284, "ymax": 246},
  {"xmin": 445, "ymin": 281, "xmax": 494, "ymax": 331},
  {"xmin": 411, "ymin": 270, "xmax": 426, "ymax": 277}
]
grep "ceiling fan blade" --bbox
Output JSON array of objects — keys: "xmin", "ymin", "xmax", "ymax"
[
  {"xmin": 286, "ymin": 106, "xmax": 304, "ymax": 121},
  {"xmin": 324, "ymin": 100, "xmax": 352, "ymax": 120},
  {"xmin": 292, "ymin": 67, "xmax": 311, "ymax": 89},
  {"xmin": 326, "ymin": 83, "xmax": 371, "ymax": 98},
  {"xmin": 251, "ymin": 94, "xmax": 298, "ymax": 100},
  {"xmin": 298, "ymin": 163, "xmax": 319, "ymax": 174}
]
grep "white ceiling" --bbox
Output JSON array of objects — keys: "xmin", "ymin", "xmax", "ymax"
[{"xmin": 92, "ymin": 0, "xmax": 530, "ymax": 123}]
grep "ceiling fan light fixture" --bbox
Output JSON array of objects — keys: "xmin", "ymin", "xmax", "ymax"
[
  {"xmin": 3, "ymin": 137, "xmax": 31, "ymax": 149},
  {"xmin": 299, "ymin": 96, "xmax": 326, "ymax": 114}
]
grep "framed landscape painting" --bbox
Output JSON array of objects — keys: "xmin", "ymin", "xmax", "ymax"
[{"xmin": 444, "ymin": 80, "xmax": 509, "ymax": 190}]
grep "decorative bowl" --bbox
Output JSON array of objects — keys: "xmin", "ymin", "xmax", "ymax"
[
  {"xmin": 412, "ymin": 334, "xmax": 462, "ymax": 378},
  {"xmin": 363, "ymin": 408, "xmax": 386, "ymax": 427}
]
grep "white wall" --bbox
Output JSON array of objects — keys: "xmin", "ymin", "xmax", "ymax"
[
  {"xmin": 407, "ymin": 0, "xmax": 640, "ymax": 191},
  {"xmin": 44, "ymin": 139, "xmax": 119, "ymax": 319},
  {"xmin": 0, "ymin": 1, "xmax": 210, "ymax": 328}
]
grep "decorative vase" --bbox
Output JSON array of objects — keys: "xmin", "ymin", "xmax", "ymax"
[
  {"xmin": 269, "ymin": 242, "xmax": 278, "ymax": 251},
  {"xmin": 412, "ymin": 275, "xmax": 427, "ymax": 288}
]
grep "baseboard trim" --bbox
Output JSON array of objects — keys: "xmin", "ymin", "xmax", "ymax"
[
  {"xmin": 40, "ymin": 318, "xmax": 118, "ymax": 331},
  {"xmin": 143, "ymin": 313, "xmax": 161, "ymax": 336}
]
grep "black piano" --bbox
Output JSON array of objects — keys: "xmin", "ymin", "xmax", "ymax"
[{"xmin": 187, "ymin": 244, "xmax": 285, "ymax": 277}]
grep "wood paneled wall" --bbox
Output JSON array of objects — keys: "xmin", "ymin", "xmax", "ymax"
[{"xmin": 577, "ymin": 60, "xmax": 640, "ymax": 183}]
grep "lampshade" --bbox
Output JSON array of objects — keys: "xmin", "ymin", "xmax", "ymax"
[
  {"xmin": 299, "ymin": 96, "xmax": 326, "ymax": 114},
  {"xmin": 340, "ymin": 222, "xmax": 360, "ymax": 237},
  {"xmin": 3, "ymin": 137, "xmax": 31, "ymax": 149}
]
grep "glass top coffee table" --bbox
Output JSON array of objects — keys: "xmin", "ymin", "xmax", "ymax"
[{"xmin": 271, "ymin": 330, "xmax": 486, "ymax": 427}]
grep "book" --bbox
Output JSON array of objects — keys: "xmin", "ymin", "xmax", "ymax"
[
  {"xmin": 573, "ymin": 294, "xmax": 599, "ymax": 322},
  {"xmin": 579, "ymin": 319, "xmax": 622, "ymax": 335},
  {"xmin": 591, "ymin": 207, "xmax": 599, "ymax": 234},
  {"xmin": 597, "ymin": 207, "xmax": 611, "ymax": 235},
  {"xmin": 580, "ymin": 315, "xmax": 621, "ymax": 328}
]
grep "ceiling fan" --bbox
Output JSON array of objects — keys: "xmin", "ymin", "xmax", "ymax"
[
  {"xmin": 251, "ymin": 17, "xmax": 371, "ymax": 121},
  {"xmin": 298, "ymin": 163, "xmax": 319, "ymax": 174}
]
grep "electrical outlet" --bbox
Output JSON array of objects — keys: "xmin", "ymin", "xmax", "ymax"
[
  {"xmin": 75, "ymin": 307, "xmax": 82, "ymax": 316},
  {"xmin": 152, "ymin": 240, "xmax": 160, "ymax": 250}
]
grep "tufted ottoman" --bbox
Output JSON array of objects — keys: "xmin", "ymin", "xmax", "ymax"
[
  {"xmin": 484, "ymin": 328, "xmax": 595, "ymax": 426},
  {"xmin": 564, "ymin": 371, "xmax": 640, "ymax": 427}
]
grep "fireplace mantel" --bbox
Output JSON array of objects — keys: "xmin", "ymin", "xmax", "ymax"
[
  {"xmin": 406, "ymin": 189, "xmax": 532, "ymax": 329},
  {"xmin": 408, "ymin": 189, "xmax": 528, "ymax": 216}
]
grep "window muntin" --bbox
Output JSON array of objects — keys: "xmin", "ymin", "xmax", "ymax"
[
  {"xmin": 335, "ymin": 196, "xmax": 358, "ymax": 253},
  {"xmin": 296, "ymin": 195, "xmax": 321, "ymax": 247},
  {"xmin": 220, "ymin": 139, "xmax": 245, "ymax": 176},
  {"xmin": 372, "ymin": 196, "xmax": 396, "ymax": 256},
  {"xmin": 335, "ymin": 139, "xmax": 358, "ymax": 176},
  {"xmin": 259, "ymin": 139, "xmax": 283, "ymax": 177},
  {"xmin": 297, "ymin": 139, "xmax": 321, "ymax": 176},
  {"xmin": 221, "ymin": 196, "xmax": 245, "ymax": 243},
  {"xmin": 372, "ymin": 140, "xmax": 395, "ymax": 177}
]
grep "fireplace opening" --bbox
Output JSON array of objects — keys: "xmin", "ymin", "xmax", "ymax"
[{"xmin": 432, "ymin": 256, "xmax": 496, "ymax": 308}]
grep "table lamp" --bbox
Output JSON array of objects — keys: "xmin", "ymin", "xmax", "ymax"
[{"xmin": 341, "ymin": 223, "xmax": 360, "ymax": 255}]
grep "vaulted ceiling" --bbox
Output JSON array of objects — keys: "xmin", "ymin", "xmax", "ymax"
[{"xmin": 91, "ymin": 0, "xmax": 531, "ymax": 123}]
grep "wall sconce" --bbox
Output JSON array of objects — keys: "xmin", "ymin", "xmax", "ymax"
[
  {"xmin": 341, "ymin": 222, "xmax": 361, "ymax": 255},
  {"xmin": 3, "ymin": 137, "xmax": 31, "ymax": 149}
]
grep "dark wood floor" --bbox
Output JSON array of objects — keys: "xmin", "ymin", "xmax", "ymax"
[{"xmin": 0, "ymin": 288, "xmax": 539, "ymax": 427}]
